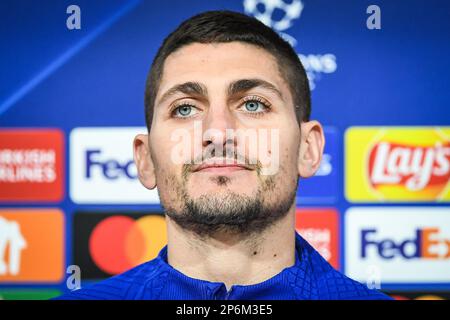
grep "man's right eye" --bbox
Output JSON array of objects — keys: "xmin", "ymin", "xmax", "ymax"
[{"xmin": 172, "ymin": 104, "xmax": 199, "ymax": 118}]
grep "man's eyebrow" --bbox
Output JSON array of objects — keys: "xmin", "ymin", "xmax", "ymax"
[
  {"xmin": 227, "ymin": 78, "xmax": 284, "ymax": 101},
  {"xmin": 156, "ymin": 81, "xmax": 208, "ymax": 106}
]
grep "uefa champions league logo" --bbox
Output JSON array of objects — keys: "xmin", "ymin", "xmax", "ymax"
[
  {"xmin": 243, "ymin": 0, "xmax": 303, "ymax": 47},
  {"xmin": 243, "ymin": 0, "xmax": 337, "ymax": 90},
  {"xmin": 243, "ymin": 0, "xmax": 304, "ymax": 32}
]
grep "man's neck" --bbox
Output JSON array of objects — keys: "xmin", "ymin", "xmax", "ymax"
[{"xmin": 166, "ymin": 207, "xmax": 296, "ymax": 291}]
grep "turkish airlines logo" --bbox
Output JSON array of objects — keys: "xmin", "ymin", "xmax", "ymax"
[{"xmin": 0, "ymin": 129, "xmax": 64, "ymax": 202}]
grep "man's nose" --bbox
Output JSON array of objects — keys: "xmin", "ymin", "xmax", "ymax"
[{"xmin": 202, "ymin": 104, "xmax": 237, "ymax": 149}]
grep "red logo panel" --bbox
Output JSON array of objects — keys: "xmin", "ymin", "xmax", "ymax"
[
  {"xmin": 296, "ymin": 208, "xmax": 339, "ymax": 269},
  {"xmin": 0, "ymin": 129, "xmax": 64, "ymax": 202}
]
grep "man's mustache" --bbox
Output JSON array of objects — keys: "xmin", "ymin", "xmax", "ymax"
[{"xmin": 182, "ymin": 148, "xmax": 262, "ymax": 177}]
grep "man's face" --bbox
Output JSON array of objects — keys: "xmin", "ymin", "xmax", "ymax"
[{"xmin": 141, "ymin": 42, "xmax": 308, "ymax": 237}]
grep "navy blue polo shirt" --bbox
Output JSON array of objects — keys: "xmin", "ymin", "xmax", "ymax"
[{"xmin": 55, "ymin": 232, "xmax": 390, "ymax": 300}]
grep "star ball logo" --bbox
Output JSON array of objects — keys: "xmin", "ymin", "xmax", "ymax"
[
  {"xmin": 73, "ymin": 211, "xmax": 167, "ymax": 279},
  {"xmin": 243, "ymin": 0, "xmax": 337, "ymax": 90},
  {"xmin": 345, "ymin": 127, "xmax": 450, "ymax": 202}
]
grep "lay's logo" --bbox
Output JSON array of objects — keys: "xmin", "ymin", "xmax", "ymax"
[{"xmin": 345, "ymin": 127, "xmax": 450, "ymax": 202}]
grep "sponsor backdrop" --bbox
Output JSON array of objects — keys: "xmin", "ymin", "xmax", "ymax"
[{"xmin": 0, "ymin": 0, "xmax": 449, "ymax": 299}]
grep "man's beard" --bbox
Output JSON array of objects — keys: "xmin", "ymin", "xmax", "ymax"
[{"xmin": 162, "ymin": 171, "xmax": 297, "ymax": 239}]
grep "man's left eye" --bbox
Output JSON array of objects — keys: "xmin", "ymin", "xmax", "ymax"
[
  {"xmin": 172, "ymin": 104, "xmax": 199, "ymax": 118},
  {"xmin": 242, "ymin": 100, "xmax": 268, "ymax": 112}
]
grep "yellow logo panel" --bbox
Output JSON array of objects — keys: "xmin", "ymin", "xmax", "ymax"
[{"xmin": 345, "ymin": 127, "xmax": 450, "ymax": 202}]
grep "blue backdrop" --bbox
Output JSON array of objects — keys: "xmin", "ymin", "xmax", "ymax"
[{"xmin": 0, "ymin": 0, "xmax": 449, "ymax": 299}]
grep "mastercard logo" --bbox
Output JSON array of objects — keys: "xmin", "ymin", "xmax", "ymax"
[{"xmin": 89, "ymin": 215, "xmax": 167, "ymax": 275}]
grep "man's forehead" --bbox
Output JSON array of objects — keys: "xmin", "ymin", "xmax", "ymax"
[
  {"xmin": 157, "ymin": 42, "xmax": 289, "ymax": 100},
  {"xmin": 166, "ymin": 41, "xmax": 277, "ymax": 62}
]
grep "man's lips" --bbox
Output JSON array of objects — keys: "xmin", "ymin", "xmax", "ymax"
[{"xmin": 192, "ymin": 160, "xmax": 253, "ymax": 173}]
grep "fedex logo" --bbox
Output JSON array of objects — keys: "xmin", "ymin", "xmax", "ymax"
[
  {"xmin": 70, "ymin": 127, "xmax": 159, "ymax": 204},
  {"xmin": 345, "ymin": 207, "xmax": 450, "ymax": 283},
  {"xmin": 85, "ymin": 149, "xmax": 136, "ymax": 180},
  {"xmin": 361, "ymin": 228, "xmax": 449, "ymax": 260}
]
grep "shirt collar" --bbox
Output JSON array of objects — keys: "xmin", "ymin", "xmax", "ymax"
[{"xmin": 150, "ymin": 232, "xmax": 313, "ymax": 299}]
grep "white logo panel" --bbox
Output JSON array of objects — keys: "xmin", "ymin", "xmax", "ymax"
[
  {"xmin": 345, "ymin": 207, "xmax": 450, "ymax": 283},
  {"xmin": 70, "ymin": 127, "xmax": 160, "ymax": 204}
]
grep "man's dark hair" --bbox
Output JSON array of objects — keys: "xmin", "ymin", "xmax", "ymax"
[{"xmin": 144, "ymin": 10, "xmax": 311, "ymax": 131}]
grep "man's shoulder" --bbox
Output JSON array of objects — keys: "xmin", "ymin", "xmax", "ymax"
[
  {"xmin": 312, "ymin": 264, "xmax": 392, "ymax": 300},
  {"xmin": 293, "ymin": 234, "xmax": 392, "ymax": 300},
  {"xmin": 53, "ymin": 257, "xmax": 167, "ymax": 300}
]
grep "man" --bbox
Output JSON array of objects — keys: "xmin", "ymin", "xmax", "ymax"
[{"xmin": 58, "ymin": 10, "xmax": 389, "ymax": 300}]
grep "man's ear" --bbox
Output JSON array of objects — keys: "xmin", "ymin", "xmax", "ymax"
[
  {"xmin": 298, "ymin": 120, "xmax": 325, "ymax": 178},
  {"xmin": 133, "ymin": 134, "xmax": 157, "ymax": 189}
]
